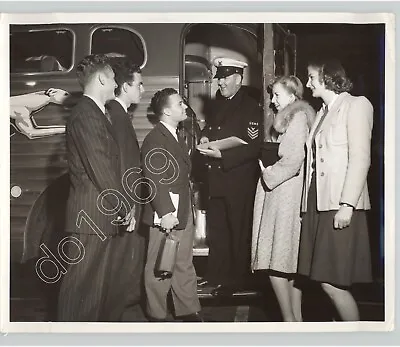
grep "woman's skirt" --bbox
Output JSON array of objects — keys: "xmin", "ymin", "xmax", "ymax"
[{"xmin": 297, "ymin": 173, "xmax": 373, "ymax": 287}]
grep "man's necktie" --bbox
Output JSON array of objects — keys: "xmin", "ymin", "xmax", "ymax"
[
  {"xmin": 176, "ymin": 127, "xmax": 184, "ymax": 143},
  {"xmin": 176, "ymin": 127, "xmax": 189, "ymax": 154},
  {"xmin": 104, "ymin": 109, "xmax": 112, "ymax": 124}
]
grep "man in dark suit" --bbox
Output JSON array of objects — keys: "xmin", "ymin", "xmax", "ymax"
[
  {"xmin": 196, "ymin": 57, "xmax": 263, "ymax": 297},
  {"xmin": 57, "ymin": 54, "xmax": 136, "ymax": 321},
  {"xmin": 104, "ymin": 57, "xmax": 147, "ymax": 321},
  {"xmin": 141, "ymin": 88, "xmax": 202, "ymax": 322}
]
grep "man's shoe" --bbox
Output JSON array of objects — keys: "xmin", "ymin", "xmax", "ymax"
[
  {"xmin": 197, "ymin": 278, "xmax": 209, "ymax": 287},
  {"xmin": 211, "ymin": 284, "xmax": 236, "ymax": 297},
  {"xmin": 178, "ymin": 312, "xmax": 204, "ymax": 322}
]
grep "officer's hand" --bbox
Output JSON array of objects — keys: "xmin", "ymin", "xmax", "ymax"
[
  {"xmin": 160, "ymin": 213, "xmax": 179, "ymax": 230},
  {"xmin": 198, "ymin": 146, "xmax": 222, "ymax": 158},
  {"xmin": 199, "ymin": 136, "xmax": 209, "ymax": 144}
]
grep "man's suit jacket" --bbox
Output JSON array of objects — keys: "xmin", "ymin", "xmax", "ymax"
[
  {"xmin": 107, "ymin": 99, "xmax": 142, "ymax": 228},
  {"xmin": 141, "ymin": 122, "xmax": 191, "ymax": 230},
  {"xmin": 66, "ymin": 96, "xmax": 128, "ymax": 236},
  {"xmin": 302, "ymin": 92, "xmax": 373, "ymax": 212}
]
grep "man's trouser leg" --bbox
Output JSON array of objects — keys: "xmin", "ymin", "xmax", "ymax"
[
  {"xmin": 57, "ymin": 233, "xmax": 111, "ymax": 322},
  {"xmin": 226, "ymin": 194, "xmax": 254, "ymax": 286},
  {"xmin": 102, "ymin": 230, "xmax": 146, "ymax": 321},
  {"xmin": 170, "ymin": 215, "xmax": 201, "ymax": 316},
  {"xmin": 144, "ymin": 220, "xmax": 200, "ymax": 319},
  {"xmin": 205, "ymin": 197, "xmax": 232, "ymax": 285}
]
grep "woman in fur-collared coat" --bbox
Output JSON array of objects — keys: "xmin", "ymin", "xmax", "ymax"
[{"xmin": 251, "ymin": 76, "xmax": 315, "ymax": 321}]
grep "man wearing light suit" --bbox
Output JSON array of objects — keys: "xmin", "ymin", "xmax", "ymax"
[
  {"xmin": 141, "ymin": 88, "xmax": 202, "ymax": 322},
  {"xmin": 58, "ymin": 54, "xmax": 136, "ymax": 321}
]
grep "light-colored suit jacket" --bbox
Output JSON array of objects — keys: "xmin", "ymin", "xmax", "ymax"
[{"xmin": 301, "ymin": 92, "xmax": 373, "ymax": 212}]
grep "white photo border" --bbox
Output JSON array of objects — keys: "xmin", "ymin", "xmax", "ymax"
[{"xmin": 0, "ymin": 4, "xmax": 396, "ymax": 343}]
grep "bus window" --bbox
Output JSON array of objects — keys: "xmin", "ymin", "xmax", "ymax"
[
  {"xmin": 10, "ymin": 28, "xmax": 74, "ymax": 74},
  {"xmin": 90, "ymin": 27, "xmax": 147, "ymax": 68}
]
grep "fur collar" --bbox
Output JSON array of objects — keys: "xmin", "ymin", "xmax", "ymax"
[
  {"xmin": 276, "ymin": 100, "xmax": 316, "ymax": 120},
  {"xmin": 274, "ymin": 100, "xmax": 316, "ymax": 133}
]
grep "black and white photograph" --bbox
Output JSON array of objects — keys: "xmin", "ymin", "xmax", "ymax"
[{"xmin": 2, "ymin": 11, "xmax": 394, "ymax": 333}]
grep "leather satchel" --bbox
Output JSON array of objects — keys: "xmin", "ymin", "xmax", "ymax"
[{"xmin": 154, "ymin": 230, "xmax": 179, "ymax": 279}]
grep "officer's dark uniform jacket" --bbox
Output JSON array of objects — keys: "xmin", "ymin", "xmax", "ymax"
[
  {"xmin": 200, "ymin": 87, "xmax": 263, "ymax": 199},
  {"xmin": 194, "ymin": 86, "xmax": 263, "ymax": 286}
]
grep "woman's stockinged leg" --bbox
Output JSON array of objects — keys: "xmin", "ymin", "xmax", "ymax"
[
  {"xmin": 321, "ymin": 282, "xmax": 359, "ymax": 321},
  {"xmin": 270, "ymin": 275, "xmax": 301, "ymax": 322},
  {"xmin": 289, "ymin": 279, "xmax": 302, "ymax": 322}
]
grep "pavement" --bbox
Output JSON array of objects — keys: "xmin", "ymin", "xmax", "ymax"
[{"xmin": 9, "ymin": 259, "xmax": 384, "ymax": 322}]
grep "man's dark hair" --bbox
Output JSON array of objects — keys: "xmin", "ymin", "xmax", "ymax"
[
  {"xmin": 76, "ymin": 54, "xmax": 111, "ymax": 88},
  {"xmin": 109, "ymin": 57, "xmax": 142, "ymax": 97},
  {"xmin": 308, "ymin": 58, "xmax": 353, "ymax": 94},
  {"xmin": 150, "ymin": 88, "xmax": 178, "ymax": 118}
]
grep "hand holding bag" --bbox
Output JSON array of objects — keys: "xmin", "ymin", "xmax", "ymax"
[
  {"xmin": 260, "ymin": 141, "xmax": 280, "ymax": 167},
  {"xmin": 154, "ymin": 229, "xmax": 180, "ymax": 279}
]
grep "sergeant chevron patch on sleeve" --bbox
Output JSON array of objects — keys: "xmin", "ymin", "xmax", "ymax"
[{"xmin": 247, "ymin": 126, "xmax": 259, "ymax": 139}]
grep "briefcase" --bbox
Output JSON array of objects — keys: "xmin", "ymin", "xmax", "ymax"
[{"xmin": 154, "ymin": 230, "xmax": 179, "ymax": 279}]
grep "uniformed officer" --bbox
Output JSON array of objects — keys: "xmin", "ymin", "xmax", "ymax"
[{"xmin": 197, "ymin": 57, "xmax": 263, "ymax": 297}]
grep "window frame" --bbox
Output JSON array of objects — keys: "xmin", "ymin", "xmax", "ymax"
[
  {"xmin": 89, "ymin": 25, "xmax": 148, "ymax": 70},
  {"xmin": 10, "ymin": 26, "xmax": 76, "ymax": 76}
]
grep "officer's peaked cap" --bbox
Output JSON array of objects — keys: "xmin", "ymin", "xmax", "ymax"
[{"xmin": 213, "ymin": 57, "xmax": 248, "ymax": 79}]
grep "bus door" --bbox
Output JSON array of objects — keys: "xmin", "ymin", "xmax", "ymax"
[
  {"xmin": 181, "ymin": 23, "xmax": 262, "ymax": 255},
  {"xmin": 262, "ymin": 24, "xmax": 297, "ymax": 139}
]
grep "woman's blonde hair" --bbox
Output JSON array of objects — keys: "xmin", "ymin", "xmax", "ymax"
[
  {"xmin": 269, "ymin": 75, "xmax": 304, "ymax": 101},
  {"xmin": 270, "ymin": 75, "xmax": 304, "ymax": 133}
]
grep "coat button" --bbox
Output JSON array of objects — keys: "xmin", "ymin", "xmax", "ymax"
[
  {"xmin": 217, "ymin": 126, "xmax": 221, "ymax": 130},
  {"xmin": 209, "ymin": 126, "xmax": 212, "ymax": 130},
  {"xmin": 321, "ymin": 172, "xmax": 325, "ymax": 177},
  {"xmin": 217, "ymin": 165, "xmax": 221, "ymax": 169},
  {"xmin": 320, "ymin": 158, "xmax": 324, "ymax": 163},
  {"xmin": 208, "ymin": 164, "xmax": 211, "ymax": 169},
  {"xmin": 319, "ymin": 144, "xmax": 323, "ymax": 148}
]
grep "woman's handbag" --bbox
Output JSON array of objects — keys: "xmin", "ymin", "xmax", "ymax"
[
  {"xmin": 260, "ymin": 141, "xmax": 280, "ymax": 167},
  {"xmin": 154, "ymin": 229, "xmax": 180, "ymax": 279}
]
